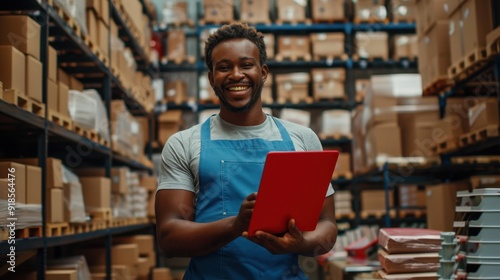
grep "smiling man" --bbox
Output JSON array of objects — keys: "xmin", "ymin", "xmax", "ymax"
[{"xmin": 155, "ymin": 22, "xmax": 338, "ymax": 279}]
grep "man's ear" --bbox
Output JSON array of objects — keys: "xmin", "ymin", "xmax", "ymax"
[
  {"xmin": 261, "ymin": 64, "xmax": 269, "ymax": 83},
  {"xmin": 208, "ymin": 70, "xmax": 214, "ymax": 88}
]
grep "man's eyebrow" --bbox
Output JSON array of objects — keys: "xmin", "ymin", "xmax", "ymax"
[{"xmin": 214, "ymin": 57, "xmax": 257, "ymax": 64}]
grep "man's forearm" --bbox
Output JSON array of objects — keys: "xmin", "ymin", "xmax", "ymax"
[
  {"xmin": 158, "ymin": 216, "xmax": 240, "ymax": 258},
  {"xmin": 299, "ymin": 221, "xmax": 338, "ymax": 257}
]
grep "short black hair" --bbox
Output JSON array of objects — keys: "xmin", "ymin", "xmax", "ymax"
[{"xmin": 204, "ymin": 22, "xmax": 267, "ymax": 71}]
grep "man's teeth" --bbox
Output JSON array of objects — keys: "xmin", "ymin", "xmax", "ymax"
[{"xmin": 228, "ymin": 86, "xmax": 248, "ymax": 91}]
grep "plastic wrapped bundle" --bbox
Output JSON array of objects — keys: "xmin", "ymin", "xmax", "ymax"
[{"xmin": 68, "ymin": 89, "xmax": 110, "ymax": 142}]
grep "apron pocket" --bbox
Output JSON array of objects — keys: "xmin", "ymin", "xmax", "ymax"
[{"xmin": 221, "ymin": 160, "xmax": 264, "ymax": 216}]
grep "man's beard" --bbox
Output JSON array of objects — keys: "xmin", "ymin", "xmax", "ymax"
[{"xmin": 214, "ymin": 82, "xmax": 263, "ymax": 112}]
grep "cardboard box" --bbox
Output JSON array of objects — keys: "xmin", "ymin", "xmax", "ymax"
[
  {"xmin": 277, "ymin": 36, "xmax": 310, "ymax": 58},
  {"xmin": 426, "ymin": 181, "xmax": 468, "ymax": 231},
  {"xmin": 69, "ymin": 75, "xmax": 84, "ymax": 91},
  {"xmin": 312, "ymin": 69, "xmax": 345, "ymax": 100},
  {"xmin": 58, "ymin": 68, "xmax": 70, "ymax": 85},
  {"xmin": 311, "ymin": 0, "xmax": 344, "ymax": 21},
  {"xmin": 0, "ymin": 45, "xmax": 26, "ymax": 93},
  {"xmin": 0, "ymin": 162, "xmax": 26, "ymax": 204},
  {"xmin": 158, "ymin": 110, "xmax": 183, "ymax": 144},
  {"xmin": 203, "ymin": 0, "xmax": 234, "ymax": 23},
  {"xmin": 240, "ymin": 0, "xmax": 270, "ymax": 23},
  {"xmin": 166, "ymin": 30, "xmax": 186, "ymax": 61},
  {"xmin": 98, "ymin": 19, "xmax": 109, "ymax": 58},
  {"xmin": 0, "ymin": 179, "xmax": 9, "ymax": 200},
  {"xmin": 86, "ymin": 10, "xmax": 99, "ymax": 46},
  {"xmin": 445, "ymin": 0, "xmax": 466, "ymax": 15},
  {"xmin": 356, "ymin": 32, "xmax": 388, "ymax": 60},
  {"xmin": 45, "ymin": 270, "xmax": 77, "ymax": 280},
  {"xmin": 147, "ymin": 191, "xmax": 155, "ymax": 218},
  {"xmin": 393, "ymin": 35, "xmax": 418, "ymax": 60},
  {"xmin": 445, "ymin": 97, "xmax": 480, "ymax": 134},
  {"xmin": 366, "ymin": 96, "xmax": 398, "ymax": 127},
  {"xmin": 100, "ymin": 0, "xmax": 110, "ymax": 26},
  {"xmin": 152, "ymin": 268, "xmax": 174, "ymax": 280},
  {"xmin": 391, "ymin": 0, "xmax": 417, "ymax": 22},
  {"xmin": 112, "ymin": 244, "xmax": 139, "ymax": 265},
  {"xmin": 424, "ymin": 0, "xmax": 448, "ymax": 34},
  {"xmin": 263, "ymin": 33, "xmax": 274, "ymax": 59},
  {"xmin": 448, "ymin": 9, "xmax": 464, "ymax": 66},
  {"xmin": 321, "ymin": 109, "xmax": 351, "ymax": 136},
  {"xmin": 333, "ymin": 153, "xmax": 351, "ymax": 179},
  {"xmin": 48, "ymin": 45, "xmax": 58, "ymax": 82},
  {"xmin": 165, "ymin": 80, "xmax": 187, "ymax": 104},
  {"xmin": 361, "ymin": 189, "xmax": 394, "ymax": 211},
  {"xmin": 47, "ymin": 79, "xmax": 58, "ymax": 112},
  {"xmin": 47, "ymin": 188, "xmax": 64, "ymax": 223},
  {"xmin": 79, "ymin": 177, "xmax": 111, "ymax": 208},
  {"xmin": 365, "ymin": 123, "xmax": 402, "ymax": 168},
  {"xmin": 275, "ymin": 73, "xmax": 310, "ymax": 102},
  {"xmin": 468, "ymin": 98, "xmax": 499, "ymax": 132},
  {"xmin": 310, "ymin": 33, "xmax": 344, "ymax": 57},
  {"xmin": 25, "ymin": 55, "xmax": 43, "ymax": 102},
  {"xmin": 140, "ymin": 175, "xmax": 157, "ymax": 192},
  {"xmin": 2, "ymin": 271, "xmax": 37, "ymax": 280},
  {"xmin": 3, "ymin": 157, "xmax": 63, "ymax": 189},
  {"xmin": 424, "ymin": 21, "xmax": 451, "ymax": 82},
  {"xmin": 114, "ymin": 235, "xmax": 154, "ymax": 256},
  {"xmin": 58, "ymin": 82, "xmax": 70, "ymax": 116},
  {"xmin": 461, "ymin": 0, "xmax": 493, "ymax": 54},
  {"xmin": 137, "ymin": 257, "xmax": 150, "ymax": 278},
  {"xmin": 276, "ymin": 0, "xmax": 307, "ymax": 21},
  {"xmin": 26, "ymin": 165, "xmax": 42, "ymax": 204},
  {"xmin": 0, "ymin": 15, "xmax": 41, "ymax": 60},
  {"xmin": 355, "ymin": 0, "xmax": 386, "ymax": 22}
]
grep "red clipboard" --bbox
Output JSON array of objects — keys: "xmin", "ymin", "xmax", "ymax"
[{"xmin": 247, "ymin": 150, "xmax": 339, "ymax": 236}]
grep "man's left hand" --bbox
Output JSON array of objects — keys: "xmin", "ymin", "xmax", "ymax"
[{"xmin": 245, "ymin": 219, "xmax": 305, "ymax": 254}]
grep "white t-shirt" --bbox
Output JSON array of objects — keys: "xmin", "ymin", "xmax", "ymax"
[{"xmin": 158, "ymin": 114, "xmax": 335, "ymax": 197}]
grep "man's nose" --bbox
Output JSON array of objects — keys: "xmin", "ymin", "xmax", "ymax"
[{"xmin": 229, "ymin": 67, "xmax": 244, "ymax": 80}]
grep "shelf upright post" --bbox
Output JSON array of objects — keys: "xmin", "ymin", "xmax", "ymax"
[
  {"xmin": 344, "ymin": 23, "xmax": 355, "ymax": 105},
  {"xmin": 38, "ymin": 7, "xmax": 50, "ymax": 280},
  {"xmin": 105, "ymin": 2, "xmax": 113, "ymax": 279},
  {"xmin": 382, "ymin": 162, "xmax": 391, "ymax": 228}
]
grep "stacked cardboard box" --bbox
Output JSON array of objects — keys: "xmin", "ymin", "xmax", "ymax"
[
  {"xmin": 389, "ymin": 0, "xmax": 417, "ymax": 23},
  {"xmin": 111, "ymin": 100, "xmax": 146, "ymax": 161},
  {"xmin": 361, "ymin": 189, "xmax": 394, "ymax": 215},
  {"xmin": 354, "ymin": 0, "xmax": 387, "ymax": 23},
  {"xmin": 166, "ymin": 29, "xmax": 187, "ymax": 63},
  {"xmin": 398, "ymin": 185, "xmax": 426, "ymax": 210},
  {"xmin": 312, "ymin": 69, "xmax": 345, "ymax": 101},
  {"xmin": 140, "ymin": 174, "xmax": 158, "ymax": 219},
  {"xmin": 276, "ymin": 36, "xmax": 311, "ymax": 61},
  {"xmin": 86, "ymin": 0, "xmax": 110, "ymax": 60},
  {"xmin": 310, "ymin": 33, "xmax": 345, "ymax": 61},
  {"xmin": 332, "ymin": 153, "xmax": 352, "ymax": 180},
  {"xmin": 165, "ymin": 80, "xmax": 188, "ymax": 104},
  {"xmin": 321, "ymin": 110, "xmax": 351, "ymax": 138},
  {"xmin": 199, "ymin": 72, "xmax": 218, "ymax": 102},
  {"xmin": 158, "ymin": 110, "xmax": 184, "ymax": 145},
  {"xmin": 263, "ymin": 34, "xmax": 275, "ymax": 60},
  {"xmin": 355, "ymin": 32, "xmax": 389, "ymax": 60},
  {"xmin": 275, "ymin": 72, "xmax": 311, "ymax": 103},
  {"xmin": 393, "ymin": 35, "xmax": 418, "ymax": 60},
  {"xmin": 1, "ymin": 158, "xmax": 62, "ymax": 224},
  {"xmin": 202, "ymin": 0, "xmax": 234, "ymax": 23},
  {"xmin": 0, "ymin": 15, "xmax": 44, "ymax": 113},
  {"xmin": 276, "ymin": 0, "xmax": 308, "ymax": 23},
  {"xmin": 334, "ymin": 190, "xmax": 353, "ymax": 217},
  {"xmin": 240, "ymin": 0, "xmax": 270, "ymax": 24},
  {"xmin": 425, "ymin": 181, "xmax": 469, "ymax": 231},
  {"xmin": 114, "ymin": 235, "xmax": 156, "ymax": 280},
  {"xmin": 447, "ymin": 0, "xmax": 493, "ymax": 75},
  {"xmin": 280, "ymin": 109, "xmax": 311, "ymax": 128},
  {"xmin": 161, "ymin": 0, "xmax": 190, "ymax": 26},
  {"xmin": 415, "ymin": 0, "xmax": 449, "ymax": 89},
  {"xmin": 311, "ymin": 0, "xmax": 345, "ymax": 22}
]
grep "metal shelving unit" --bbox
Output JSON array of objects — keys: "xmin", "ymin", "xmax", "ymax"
[{"xmin": 0, "ymin": 1, "xmax": 157, "ymax": 279}]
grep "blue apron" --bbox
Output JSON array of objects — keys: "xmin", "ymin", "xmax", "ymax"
[{"xmin": 183, "ymin": 116, "xmax": 308, "ymax": 280}]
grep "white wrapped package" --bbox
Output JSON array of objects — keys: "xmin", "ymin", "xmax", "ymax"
[
  {"xmin": 321, "ymin": 110, "xmax": 351, "ymax": 136},
  {"xmin": 280, "ymin": 109, "xmax": 311, "ymax": 127},
  {"xmin": 68, "ymin": 89, "xmax": 110, "ymax": 142}
]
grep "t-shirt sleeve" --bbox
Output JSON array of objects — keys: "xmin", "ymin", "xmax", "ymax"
[{"xmin": 157, "ymin": 131, "xmax": 196, "ymax": 193}]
